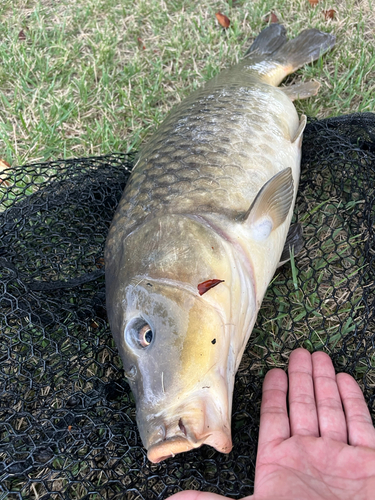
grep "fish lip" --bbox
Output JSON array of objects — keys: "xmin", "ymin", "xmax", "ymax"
[
  {"xmin": 147, "ymin": 436, "xmax": 203, "ymax": 463},
  {"xmin": 146, "ymin": 430, "xmax": 233, "ymax": 463},
  {"xmin": 148, "ymin": 433, "xmax": 223, "ymax": 463}
]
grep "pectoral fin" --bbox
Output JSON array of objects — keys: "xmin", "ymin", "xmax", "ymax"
[
  {"xmin": 278, "ymin": 223, "xmax": 304, "ymax": 266},
  {"xmin": 241, "ymin": 168, "xmax": 294, "ymax": 241}
]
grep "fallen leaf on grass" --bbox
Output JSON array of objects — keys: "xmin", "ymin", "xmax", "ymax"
[
  {"xmin": 137, "ymin": 37, "xmax": 145, "ymax": 50},
  {"xmin": 264, "ymin": 12, "xmax": 279, "ymax": 23},
  {"xmin": 215, "ymin": 12, "xmax": 230, "ymax": 29},
  {"xmin": 18, "ymin": 29, "xmax": 27, "ymax": 41},
  {"xmin": 308, "ymin": 0, "xmax": 319, "ymax": 5},
  {"xmin": 96, "ymin": 257, "xmax": 105, "ymax": 268},
  {"xmin": 323, "ymin": 9, "xmax": 336, "ymax": 19},
  {"xmin": 0, "ymin": 159, "xmax": 11, "ymax": 186},
  {"xmin": 0, "ymin": 159, "xmax": 11, "ymax": 169}
]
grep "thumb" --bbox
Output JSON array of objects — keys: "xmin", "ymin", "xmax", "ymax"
[{"xmin": 168, "ymin": 492, "xmax": 232, "ymax": 500}]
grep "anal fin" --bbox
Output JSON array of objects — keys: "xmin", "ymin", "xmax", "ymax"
[{"xmin": 281, "ymin": 81, "xmax": 320, "ymax": 101}]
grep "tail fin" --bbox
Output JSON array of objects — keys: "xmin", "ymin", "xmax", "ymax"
[
  {"xmin": 245, "ymin": 24, "xmax": 288, "ymax": 57},
  {"xmin": 245, "ymin": 25, "xmax": 335, "ymax": 86}
]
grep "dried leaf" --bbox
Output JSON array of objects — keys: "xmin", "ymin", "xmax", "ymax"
[
  {"xmin": 264, "ymin": 12, "xmax": 279, "ymax": 23},
  {"xmin": 0, "ymin": 159, "xmax": 11, "ymax": 169},
  {"xmin": 137, "ymin": 37, "xmax": 145, "ymax": 50},
  {"xmin": 18, "ymin": 29, "xmax": 27, "ymax": 41},
  {"xmin": 96, "ymin": 257, "xmax": 105, "ymax": 268},
  {"xmin": 0, "ymin": 159, "xmax": 11, "ymax": 186},
  {"xmin": 308, "ymin": 0, "xmax": 319, "ymax": 5},
  {"xmin": 323, "ymin": 9, "xmax": 336, "ymax": 19},
  {"xmin": 215, "ymin": 12, "xmax": 230, "ymax": 29}
]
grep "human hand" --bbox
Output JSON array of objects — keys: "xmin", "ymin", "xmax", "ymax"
[{"xmin": 169, "ymin": 348, "xmax": 375, "ymax": 500}]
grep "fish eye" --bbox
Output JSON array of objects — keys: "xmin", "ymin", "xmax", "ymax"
[
  {"xmin": 138, "ymin": 324, "xmax": 153, "ymax": 347},
  {"xmin": 125, "ymin": 318, "xmax": 154, "ymax": 349}
]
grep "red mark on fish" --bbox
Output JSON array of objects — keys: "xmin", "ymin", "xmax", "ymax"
[{"xmin": 197, "ymin": 279, "xmax": 225, "ymax": 296}]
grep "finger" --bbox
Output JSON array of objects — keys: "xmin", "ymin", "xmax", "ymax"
[
  {"xmin": 288, "ymin": 348, "xmax": 319, "ymax": 437},
  {"xmin": 167, "ymin": 492, "xmax": 227, "ymax": 500},
  {"xmin": 337, "ymin": 372, "xmax": 375, "ymax": 448},
  {"xmin": 312, "ymin": 351, "xmax": 347, "ymax": 442},
  {"xmin": 258, "ymin": 368, "xmax": 289, "ymax": 448}
]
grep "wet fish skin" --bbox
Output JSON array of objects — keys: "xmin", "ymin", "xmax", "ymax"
[
  {"xmin": 105, "ymin": 24, "xmax": 335, "ymax": 463},
  {"xmin": 106, "ymin": 81, "xmax": 296, "ymax": 249}
]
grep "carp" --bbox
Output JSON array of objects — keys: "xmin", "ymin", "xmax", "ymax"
[{"xmin": 105, "ymin": 24, "xmax": 335, "ymax": 463}]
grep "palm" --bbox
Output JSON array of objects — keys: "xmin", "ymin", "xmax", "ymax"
[
  {"xmin": 169, "ymin": 349, "xmax": 375, "ymax": 500},
  {"xmin": 255, "ymin": 435, "xmax": 375, "ymax": 499},
  {"xmin": 252, "ymin": 349, "xmax": 375, "ymax": 500}
]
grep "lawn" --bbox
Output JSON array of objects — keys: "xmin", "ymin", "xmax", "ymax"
[{"xmin": 0, "ymin": 0, "xmax": 374, "ymax": 165}]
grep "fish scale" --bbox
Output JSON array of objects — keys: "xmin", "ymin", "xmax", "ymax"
[
  {"xmin": 105, "ymin": 24, "xmax": 335, "ymax": 463},
  {"xmin": 107, "ymin": 83, "xmax": 292, "ymax": 260}
]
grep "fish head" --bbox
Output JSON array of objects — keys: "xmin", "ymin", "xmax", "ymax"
[
  {"xmin": 105, "ymin": 215, "xmax": 244, "ymax": 462},
  {"xmin": 117, "ymin": 281, "xmax": 233, "ymax": 463}
]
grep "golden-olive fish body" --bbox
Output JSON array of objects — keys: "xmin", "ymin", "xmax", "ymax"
[{"xmin": 105, "ymin": 24, "xmax": 335, "ymax": 463}]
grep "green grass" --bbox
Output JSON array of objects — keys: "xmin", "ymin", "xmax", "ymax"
[{"xmin": 0, "ymin": 0, "xmax": 374, "ymax": 165}]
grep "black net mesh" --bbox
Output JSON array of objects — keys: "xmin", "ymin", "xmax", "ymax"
[{"xmin": 0, "ymin": 113, "xmax": 374, "ymax": 499}]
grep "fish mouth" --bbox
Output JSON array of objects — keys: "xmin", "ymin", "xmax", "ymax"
[
  {"xmin": 147, "ymin": 428, "xmax": 232, "ymax": 463},
  {"xmin": 140, "ymin": 373, "xmax": 234, "ymax": 463}
]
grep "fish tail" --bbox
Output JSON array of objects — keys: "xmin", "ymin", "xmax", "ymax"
[{"xmin": 245, "ymin": 24, "xmax": 335, "ymax": 86}]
